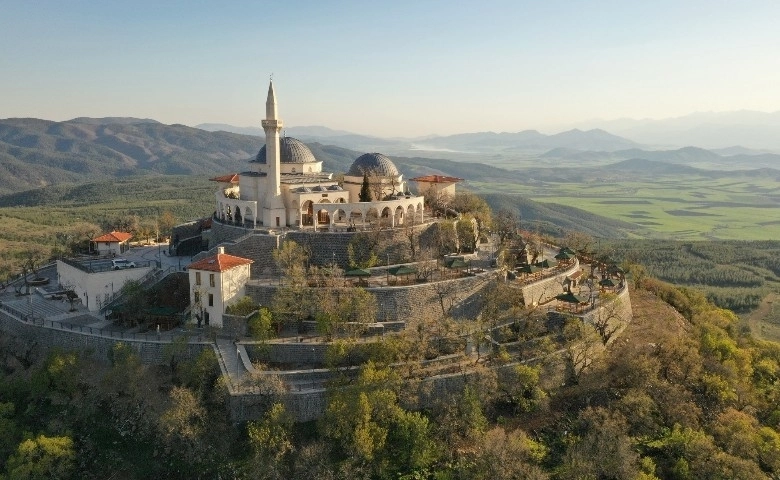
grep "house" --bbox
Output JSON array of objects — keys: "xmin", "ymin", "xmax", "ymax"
[
  {"xmin": 93, "ymin": 231, "xmax": 133, "ymax": 256},
  {"xmin": 187, "ymin": 247, "xmax": 253, "ymax": 327},
  {"xmin": 410, "ymin": 175, "xmax": 463, "ymax": 199}
]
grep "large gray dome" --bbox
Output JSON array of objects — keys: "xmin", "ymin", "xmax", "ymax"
[
  {"xmin": 347, "ymin": 153, "xmax": 399, "ymax": 177},
  {"xmin": 253, "ymin": 137, "xmax": 317, "ymax": 164}
]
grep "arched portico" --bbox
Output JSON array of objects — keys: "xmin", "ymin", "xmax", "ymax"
[{"xmin": 312, "ymin": 195, "xmax": 425, "ymax": 231}]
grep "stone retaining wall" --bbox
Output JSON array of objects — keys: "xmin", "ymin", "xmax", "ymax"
[
  {"xmin": 208, "ymin": 221, "xmax": 439, "ymax": 272},
  {"xmin": 0, "ymin": 310, "xmax": 210, "ymax": 365},
  {"xmin": 518, "ymin": 261, "xmax": 581, "ymax": 306},
  {"xmin": 245, "ymin": 270, "xmax": 496, "ymax": 325}
]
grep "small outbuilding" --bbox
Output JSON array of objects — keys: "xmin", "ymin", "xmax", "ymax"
[{"xmin": 93, "ymin": 231, "xmax": 133, "ymax": 256}]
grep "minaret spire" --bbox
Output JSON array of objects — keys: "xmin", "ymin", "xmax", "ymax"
[
  {"xmin": 266, "ymin": 80, "xmax": 278, "ymax": 120},
  {"xmin": 261, "ymin": 78, "xmax": 285, "ymax": 227}
]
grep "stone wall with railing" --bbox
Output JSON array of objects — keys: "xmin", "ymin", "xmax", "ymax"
[{"xmin": 0, "ymin": 306, "xmax": 211, "ymax": 365}]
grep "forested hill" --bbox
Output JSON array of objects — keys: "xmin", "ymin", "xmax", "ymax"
[
  {"xmin": 482, "ymin": 193, "xmax": 640, "ymax": 238},
  {"xmin": 0, "ymin": 117, "xmax": 261, "ymax": 194}
]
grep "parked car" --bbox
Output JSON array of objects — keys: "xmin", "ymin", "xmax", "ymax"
[{"xmin": 111, "ymin": 259, "xmax": 136, "ymax": 270}]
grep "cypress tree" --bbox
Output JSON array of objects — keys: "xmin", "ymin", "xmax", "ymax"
[{"xmin": 359, "ymin": 173, "xmax": 372, "ymax": 202}]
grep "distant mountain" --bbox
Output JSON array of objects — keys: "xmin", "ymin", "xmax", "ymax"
[
  {"xmin": 195, "ymin": 123, "xmax": 263, "ymax": 136},
  {"xmin": 572, "ymin": 111, "xmax": 780, "ymax": 151},
  {"xmin": 540, "ymin": 145, "xmax": 780, "ymax": 170},
  {"xmin": 0, "ymin": 117, "xmax": 263, "ymax": 194},
  {"xmin": 413, "ymin": 128, "xmax": 639, "ymax": 153}
]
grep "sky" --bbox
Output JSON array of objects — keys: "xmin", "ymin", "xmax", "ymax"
[{"xmin": 2, "ymin": 0, "xmax": 780, "ymax": 137}]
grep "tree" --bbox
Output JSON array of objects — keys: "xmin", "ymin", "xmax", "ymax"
[
  {"xmin": 591, "ymin": 294, "xmax": 626, "ymax": 345},
  {"xmin": 320, "ymin": 361, "xmax": 408, "ymax": 468},
  {"xmin": 247, "ymin": 402, "xmax": 295, "ymax": 478},
  {"xmin": 273, "ymin": 240, "xmax": 308, "ymax": 282},
  {"xmin": 463, "ymin": 427, "xmax": 549, "ymax": 480},
  {"xmin": 4, "ymin": 434, "xmax": 76, "ymax": 480},
  {"xmin": 497, "ymin": 364, "xmax": 547, "ymax": 414},
  {"xmin": 451, "ymin": 192, "xmax": 492, "ymax": 240},
  {"xmin": 493, "ymin": 209, "xmax": 521, "ymax": 244},
  {"xmin": 359, "ymin": 173, "xmax": 372, "ymax": 202},
  {"xmin": 456, "ymin": 214, "xmax": 478, "ymax": 253},
  {"xmin": 158, "ymin": 210, "xmax": 177, "ymax": 240},
  {"xmin": 158, "ymin": 386, "xmax": 209, "ymax": 470},
  {"xmin": 561, "ymin": 317, "xmax": 602, "ymax": 385},
  {"xmin": 347, "ymin": 232, "xmax": 379, "ymax": 269}
]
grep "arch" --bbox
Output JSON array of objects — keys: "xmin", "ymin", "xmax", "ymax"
[
  {"xmin": 336, "ymin": 197, "xmax": 346, "ymax": 203},
  {"xmin": 320, "ymin": 199, "xmax": 332, "ymax": 204},
  {"xmin": 317, "ymin": 209, "xmax": 330, "ymax": 225},
  {"xmin": 366, "ymin": 207, "xmax": 379, "ymax": 221},
  {"xmin": 381, "ymin": 206, "xmax": 392, "ymax": 218},
  {"xmin": 234, "ymin": 206, "xmax": 242, "ymax": 225},
  {"xmin": 333, "ymin": 208, "xmax": 347, "ymax": 223},
  {"xmin": 395, "ymin": 205, "xmax": 405, "ymax": 225},
  {"xmin": 301, "ymin": 200, "xmax": 314, "ymax": 226},
  {"xmin": 407, "ymin": 204, "xmax": 415, "ymax": 218}
]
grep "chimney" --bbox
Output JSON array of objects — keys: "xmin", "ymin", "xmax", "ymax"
[{"xmin": 217, "ymin": 247, "xmax": 225, "ymax": 255}]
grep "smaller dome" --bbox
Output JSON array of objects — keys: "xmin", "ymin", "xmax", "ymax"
[
  {"xmin": 327, "ymin": 185, "xmax": 342, "ymax": 191},
  {"xmin": 347, "ymin": 153, "xmax": 399, "ymax": 177},
  {"xmin": 312, "ymin": 185, "xmax": 326, "ymax": 192},
  {"xmin": 253, "ymin": 137, "xmax": 317, "ymax": 164}
]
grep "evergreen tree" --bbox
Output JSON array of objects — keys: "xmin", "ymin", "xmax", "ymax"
[{"xmin": 359, "ymin": 173, "xmax": 372, "ymax": 202}]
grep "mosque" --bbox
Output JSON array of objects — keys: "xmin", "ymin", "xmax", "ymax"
[{"xmin": 210, "ymin": 81, "xmax": 427, "ymax": 232}]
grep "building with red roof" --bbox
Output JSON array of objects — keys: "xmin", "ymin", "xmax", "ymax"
[
  {"xmin": 410, "ymin": 174, "xmax": 463, "ymax": 199},
  {"xmin": 188, "ymin": 247, "xmax": 253, "ymax": 327},
  {"xmin": 92, "ymin": 231, "xmax": 133, "ymax": 256}
]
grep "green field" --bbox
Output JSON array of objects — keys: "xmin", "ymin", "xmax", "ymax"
[{"xmin": 470, "ymin": 174, "xmax": 780, "ymax": 240}]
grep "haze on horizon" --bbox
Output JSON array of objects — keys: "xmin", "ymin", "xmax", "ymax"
[{"xmin": 2, "ymin": 0, "xmax": 779, "ymax": 138}]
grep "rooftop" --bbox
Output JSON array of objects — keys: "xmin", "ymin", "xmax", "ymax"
[
  {"xmin": 210, "ymin": 173, "xmax": 240, "ymax": 184},
  {"xmin": 188, "ymin": 253, "xmax": 253, "ymax": 273},
  {"xmin": 94, "ymin": 231, "xmax": 133, "ymax": 243},
  {"xmin": 410, "ymin": 175, "xmax": 464, "ymax": 183}
]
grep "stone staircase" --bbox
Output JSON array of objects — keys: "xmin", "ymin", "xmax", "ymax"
[{"xmin": 216, "ymin": 338, "xmax": 246, "ymax": 384}]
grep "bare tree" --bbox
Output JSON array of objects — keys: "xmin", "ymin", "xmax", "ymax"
[
  {"xmin": 590, "ymin": 294, "xmax": 625, "ymax": 345},
  {"xmin": 561, "ymin": 317, "xmax": 602, "ymax": 385}
]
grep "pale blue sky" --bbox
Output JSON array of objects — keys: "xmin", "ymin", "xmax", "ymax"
[{"xmin": 2, "ymin": 0, "xmax": 779, "ymax": 136}]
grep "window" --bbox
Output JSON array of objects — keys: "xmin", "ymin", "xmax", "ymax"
[
  {"xmin": 209, "ymin": 273, "xmax": 215, "ymax": 287},
  {"xmin": 208, "ymin": 294, "xmax": 214, "ymax": 307},
  {"xmin": 194, "ymin": 291, "xmax": 200, "ymax": 303},
  {"xmin": 195, "ymin": 272, "xmax": 201, "ymax": 285},
  {"xmin": 276, "ymin": 217, "xmax": 280, "ymax": 226}
]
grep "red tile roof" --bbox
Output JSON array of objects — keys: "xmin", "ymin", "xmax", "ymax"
[
  {"xmin": 93, "ymin": 231, "xmax": 133, "ymax": 243},
  {"xmin": 188, "ymin": 253, "xmax": 253, "ymax": 272},
  {"xmin": 410, "ymin": 175, "xmax": 463, "ymax": 183},
  {"xmin": 210, "ymin": 173, "xmax": 240, "ymax": 183}
]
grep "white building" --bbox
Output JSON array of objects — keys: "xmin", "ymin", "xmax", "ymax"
[
  {"xmin": 56, "ymin": 259, "xmax": 153, "ymax": 312},
  {"xmin": 213, "ymin": 81, "xmax": 424, "ymax": 232},
  {"xmin": 187, "ymin": 247, "xmax": 253, "ymax": 327},
  {"xmin": 92, "ymin": 231, "xmax": 133, "ymax": 256}
]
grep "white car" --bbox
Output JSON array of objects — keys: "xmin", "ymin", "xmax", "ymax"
[{"xmin": 111, "ymin": 259, "xmax": 136, "ymax": 270}]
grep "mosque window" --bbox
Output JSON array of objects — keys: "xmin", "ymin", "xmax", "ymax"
[{"xmin": 195, "ymin": 272, "xmax": 201, "ymax": 285}]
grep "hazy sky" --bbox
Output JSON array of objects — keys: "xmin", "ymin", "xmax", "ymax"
[{"xmin": 2, "ymin": 0, "xmax": 779, "ymax": 137}]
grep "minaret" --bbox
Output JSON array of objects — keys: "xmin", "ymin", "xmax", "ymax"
[{"xmin": 261, "ymin": 80, "xmax": 286, "ymax": 227}]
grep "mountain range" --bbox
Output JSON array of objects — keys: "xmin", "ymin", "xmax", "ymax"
[
  {"xmin": 571, "ymin": 110, "xmax": 780, "ymax": 151},
  {"xmin": 2, "ymin": 117, "xmax": 780, "ymax": 198}
]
